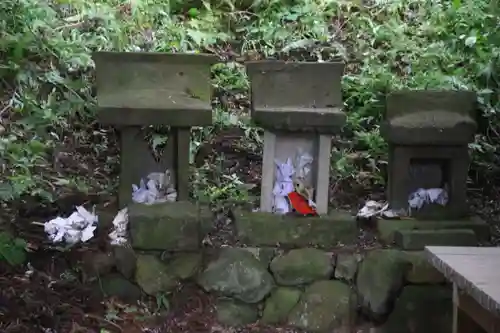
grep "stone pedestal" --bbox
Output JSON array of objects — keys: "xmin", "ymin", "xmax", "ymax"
[
  {"xmin": 246, "ymin": 61, "xmax": 346, "ymax": 215},
  {"xmin": 94, "ymin": 51, "xmax": 216, "ymax": 207},
  {"xmin": 381, "ymin": 90, "xmax": 477, "ymax": 220}
]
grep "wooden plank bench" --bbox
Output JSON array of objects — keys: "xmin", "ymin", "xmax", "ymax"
[{"xmin": 425, "ymin": 246, "xmax": 500, "ymax": 333}]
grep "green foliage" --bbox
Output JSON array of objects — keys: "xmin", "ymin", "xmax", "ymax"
[
  {"xmin": 1, "ymin": 0, "xmax": 499, "ymax": 206},
  {"xmin": 0, "ymin": 231, "xmax": 27, "ymax": 266}
]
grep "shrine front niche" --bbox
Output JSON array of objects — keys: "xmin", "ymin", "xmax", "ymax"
[{"xmin": 382, "ymin": 90, "xmax": 477, "ymax": 220}]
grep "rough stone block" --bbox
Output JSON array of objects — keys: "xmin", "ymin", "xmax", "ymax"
[
  {"xmin": 166, "ymin": 252, "xmax": 203, "ymax": 280},
  {"xmin": 240, "ymin": 247, "xmax": 278, "ymax": 266},
  {"xmin": 262, "ymin": 287, "xmax": 302, "ymax": 324},
  {"xmin": 394, "ymin": 229, "xmax": 477, "ymax": 250},
  {"xmin": 381, "ymin": 90, "xmax": 477, "ymax": 145},
  {"xmin": 246, "ymin": 61, "xmax": 346, "ymax": 132},
  {"xmin": 356, "ymin": 250, "xmax": 409, "ymax": 319},
  {"xmin": 377, "ymin": 217, "xmax": 489, "ymax": 244},
  {"xmin": 94, "ymin": 51, "xmax": 216, "ymax": 127},
  {"xmin": 197, "ymin": 248, "xmax": 274, "ymax": 304},
  {"xmin": 379, "ymin": 285, "xmax": 452, "ymax": 333},
  {"xmin": 215, "ymin": 298, "xmax": 259, "ymax": 326},
  {"xmin": 270, "ymin": 248, "xmax": 334, "ymax": 286},
  {"xmin": 334, "ymin": 252, "xmax": 363, "ymax": 283},
  {"xmin": 129, "ymin": 201, "xmax": 211, "ymax": 251},
  {"xmin": 95, "ymin": 273, "xmax": 142, "ymax": 302},
  {"xmin": 135, "ymin": 254, "xmax": 178, "ymax": 295},
  {"xmin": 287, "ymin": 280, "xmax": 354, "ymax": 332},
  {"xmin": 113, "ymin": 246, "xmax": 137, "ymax": 279},
  {"xmin": 402, "ymin": 252, "xmax": 445, "ymax": 284},
  {"xmin": 235, "ymin": 211, "xmax": 358, "ymax": 248}
]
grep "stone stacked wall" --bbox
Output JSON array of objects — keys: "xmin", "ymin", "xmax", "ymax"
[{"xmin": 93, "ymin": 202, "xmax": 490, "ymax": 333}]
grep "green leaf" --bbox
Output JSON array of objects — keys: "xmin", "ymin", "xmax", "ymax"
[
  {"xmin": 187, "ymin": 8, "xmax": 199, "ymax": 17},
  {"xmin": 0, "ymin": 232, "xmax": 27, "ymax": 266}
]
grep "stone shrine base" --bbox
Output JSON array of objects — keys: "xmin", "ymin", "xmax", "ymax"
[{"xmin": 90, "ymin": 202, "xmax": 490, "ymax": 333}]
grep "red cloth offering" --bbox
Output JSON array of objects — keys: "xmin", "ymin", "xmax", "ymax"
[{"xmin": 287, "ymin": 191, "xmax": 318, "ymax": 216}]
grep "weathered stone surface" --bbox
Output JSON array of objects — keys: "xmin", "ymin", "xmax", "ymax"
[
  {"xmin": 383, "ymin": 111, "xmax": 476, "ymax": 144},
  {"xmin": 241, "ymin": 247, "xmax": 277, "ymax": 266},
  {"xmin": 197, "ymin": 248, "xmax": 274, "ymax": 303},
  {"xmin": 380, "ymin": 285, "xmax": 452, "ymax": 333},
  {"xmin": 82, "ymin": 251, "xmax": 115, "ymax": 279},
  {"xmin": 394, "ymin": 229, "xmax": 477, "ymax": 250},
  {"xmin": 98, "ymin": 273, "xmax": 142, "ymax": 302},
  {"xmin": 113, "ymin": 246, "xmax": 136, "ymax": 279},
  {"xmin": 129, "ymin": 202, "xmax": 207, "ymax": 251},
  {"xmin": 377, "ymin": 218, "xmax": 489, "ymax": 244},
  {"xmin": 215, "ymin": 298, "xmax": 259, "ymax": 326},
  {"xmin": 135, "ymin": 254, "xmax": 178, "ymax": 295},
  {"xmin": 382, "ymin": 90, "xmax": 477, "ymax": 145},
  {"xmin": 94, "ymin": 51, "xmax": 215, "ymax": 126},
  {"xmin": 262, "ymin": 287, "xmax": 302, "ymax": 324},
  {"xmin": 235, "ymin": 211, "xmax": 357, "ymax": 248},
  {"xmin": 386, "ymin": 146, "xmax": 471, "ymax": 219},
  {"xmin": 287, "ymin": 280, "xmax": 353, "ymax": 332},
  {"xmin": 246, "ymin": 61, "xmax": 345, "ymax": 132},
  {"xmin": 167, "ymin": 252, "xmax": 203, "ymax": 280},
  {"xmin": 403, "ymin": 252, "xmax": 445, "ymax": 284},
  {"xmin": 334, "ymin": 253, "xmax": 362, "ymax": 282},
  {"xmin": 356, "ymin": 250, "xmax": 409, "ymax": 318},
  {"xmin": 270, "ymin": 248, "xmax": 333, "ymax": 286}
]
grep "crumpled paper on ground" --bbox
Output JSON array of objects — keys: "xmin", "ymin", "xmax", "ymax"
[
  {"xmin": 132, "ymin": 170, "xmax": 177, "ymax": 205},
  {"xmin": 356, "ymin": 200, "xmax": 400, "ymax": 219},
  {"xmin": 42, "ymin": 170, "xmax": 177, "ymax": 245},
  {"xmin": 272, "ymin": 149, "xmax": 315, "ymax": 214},
  {"xmin": 408, "ymin": 187, "xmax": 448, "ymax": 210},
  {"xmin": 357, "ymin": 187, "xmax": 449, "ymax": 220},
  {"xmin": 108, "ymin": 207, "xmax": 129, "ymax": 246},
  {"xmin": 43, "ymin": 206, "xmax": 98, "ymax": 245}
]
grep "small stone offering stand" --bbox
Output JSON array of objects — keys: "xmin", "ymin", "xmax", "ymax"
[{"xmin": 92, "ymin": 53, "xmax": 490, "ymax": 333}]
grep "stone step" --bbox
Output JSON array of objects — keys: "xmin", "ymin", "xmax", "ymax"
[
  {"xmin": 393, "ymin": 229, "xmax": 477, "ymax": 250},
  {"xmin": 377, "ymin": 217, "xmax": 490, "ymax": 244}
]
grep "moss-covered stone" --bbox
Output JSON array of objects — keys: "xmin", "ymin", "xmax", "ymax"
[
  {"xmin": 247, "ymin": 61, "xmax": 345, "ymax": 133},
  {"xmin": 287, "ymin": 280, "xmax": 353, "ymax": 332},
  {"xmin": 377, "ymin": 218, "xmax": 489, "ymax": 244},
  {"xmin": 81, "ymin": 250, "xmax": 115, "ymax": 280},
  {"xmin": 356, "ymin": 249, "xmax": 409, "ymax": 318},
  {"xmin": 235, "ymin": 211, "xmax": 357, "ymax": 248},
  {"xmin": 97, "ymin": 273, "xmax": 142, "ymax": 302},
  {"xmin": 113, "ymin": 246, "xmax": 136, "ymax": 279},
  {"xmin": 394, "ymin": 229, "xmax": 477, "ymax": 250},
  {"xmin": 135, "ymin": 254, "xmax": 178, "ymax": 295},
  {"xmin": 270, "ymin": 248, "xmax": 333, "ymax": 286},
  {"xmin": 334, "ymin": 253, "xmax": 362, "ymax": 283},
  {"xmin": 129, "ymin": 202, "xmax": 210, "ymax": 251},
  {"xmin": 197, "ymin": 248, "xmax": 274, "ymax": 303},
  {"xmin": 262, "ymin": 287, "xmax": 302, "ymax": 324},
  {"xmin": 167, "ymin": 252, "xmax": 203, "ymax": 280},
  {"xmin": 380, "ymin": 285, "xmax": 452, "ymax": 333},
  {"xmin": 241, "ymin": 247, "xmax": 277, "ymax": 267},
  {"xmin": 403, "ymin": 251, "xmax": 445, "ymax": 284},
  {"xmin": 215, "ymin": 298, "xmax": 259, "ymax": 326},
  {"xmin": 382, "ymin": 90, "xmax": 477, "ymax": 145}
]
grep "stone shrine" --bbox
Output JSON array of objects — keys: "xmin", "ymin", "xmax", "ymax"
[
  {"xmin": 93, "ymin": 51, "xmax": 216, "ymax": 208},
  {"xmin": 246, "ymin": 60, "xmax": 346, "ymax": 215},
  {"xmin": 381, "ymin": 90, "xmax": 478, "ymax": 220}
]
